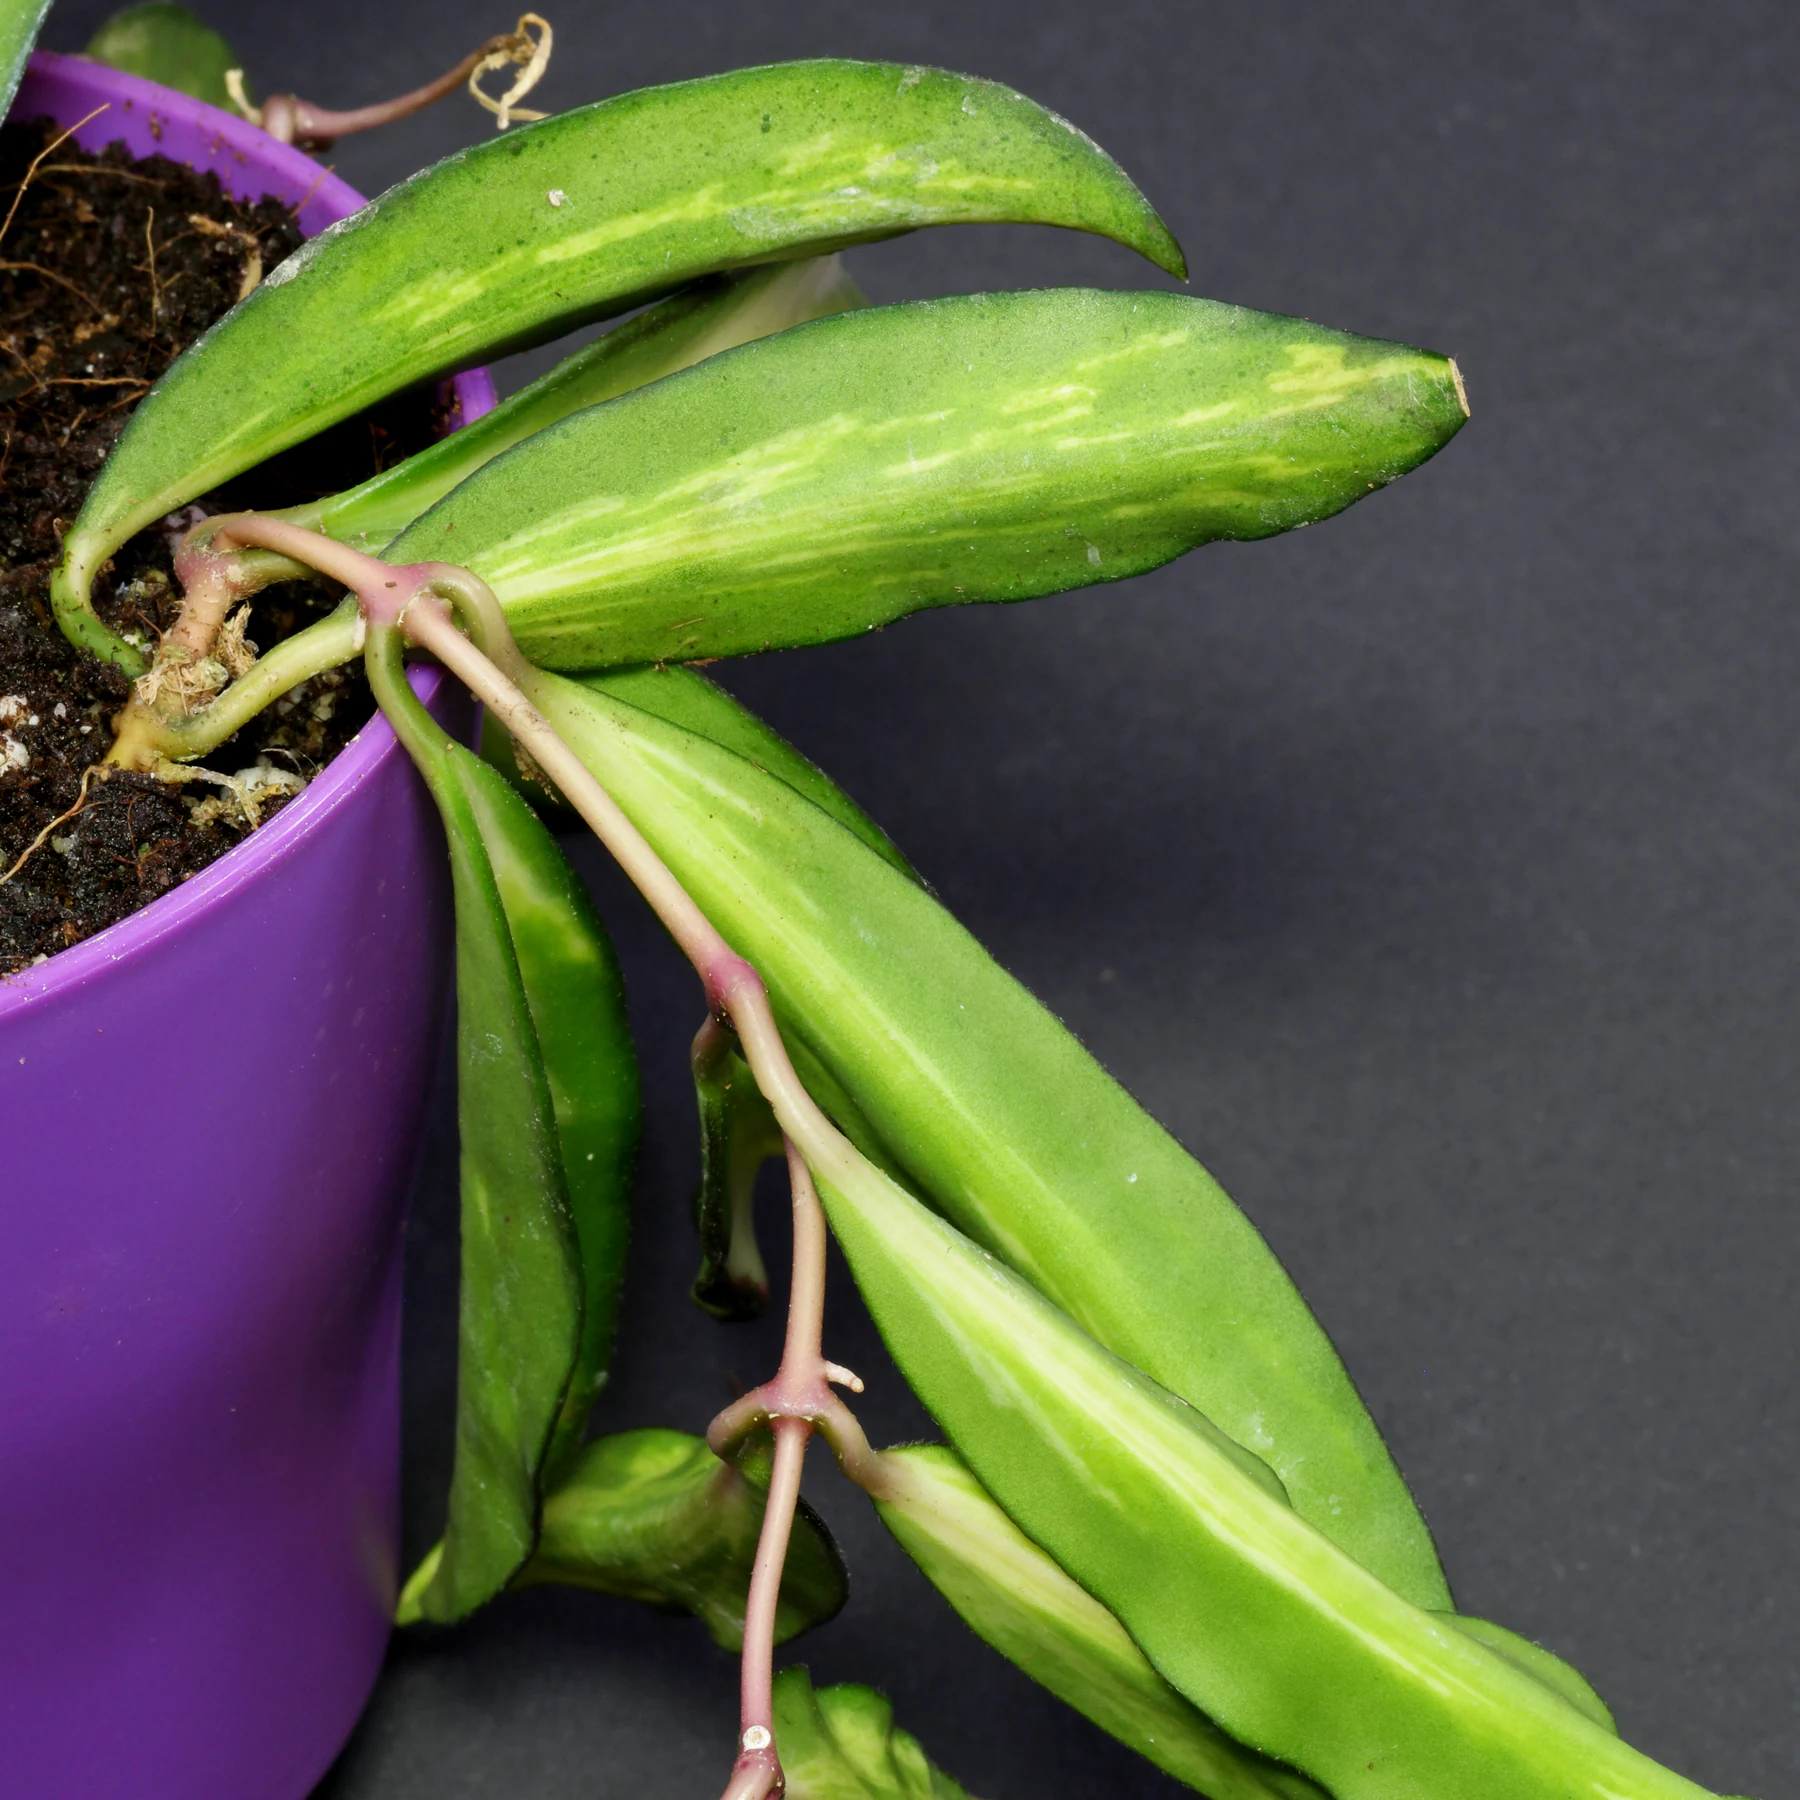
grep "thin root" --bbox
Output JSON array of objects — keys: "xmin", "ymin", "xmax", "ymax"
[
  {"xmin": 0, "ymin": 259, "xmax": 101, "ymax": 312},
  {"xmin": 142, "ymin": 207, "xmax": 160, "ymax": 330},
  {"xmin": 0, "ymin": 765, "xmax": 102, "ymax": 889},
  {"xmin": 0, "ymin": 106, "xmax": 110, "ymax": 251},
  {"xmin": 186, "ymin": 214, "xmax": 263, "ymax": 301}
]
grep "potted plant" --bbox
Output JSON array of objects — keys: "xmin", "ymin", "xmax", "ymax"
[{"xmin": 3, "ymin": 6, "xmax": 1772, "ymax": 1800}]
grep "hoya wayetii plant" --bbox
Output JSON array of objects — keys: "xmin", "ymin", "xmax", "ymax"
[{"xmin": 19, "ymin": 13, "xmax": 1763, "ymax": 1798}]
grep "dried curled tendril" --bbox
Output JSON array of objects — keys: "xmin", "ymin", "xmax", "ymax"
[
  {"xmin": 223, "ymin": 13, "xmax": 554, "ymax": 145},
  {"xmin": 468, "ymin": 13, "xmax": 554, "ymax": 129}
]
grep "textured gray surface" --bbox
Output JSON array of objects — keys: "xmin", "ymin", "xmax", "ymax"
[{"xmin": 39, "ymin": 1, "xmax": 1800, "ymax": 1794}]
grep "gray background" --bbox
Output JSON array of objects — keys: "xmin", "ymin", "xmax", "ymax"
[{"xmin": 40, "ymin": 2, "xmax": 1799, "ymax": 1795}]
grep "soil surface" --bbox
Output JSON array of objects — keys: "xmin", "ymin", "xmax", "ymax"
[{"xmin": 0, "ymin": 117, "xmax": 446, "ymax": 976}]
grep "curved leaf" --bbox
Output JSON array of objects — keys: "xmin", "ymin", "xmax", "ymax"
[
  {"xmin": 515, "ymin": 1428, "xmax": 848, "ymax": 1649},
  {"xmin": 389, "ymin": 288, "xmax": 1467, "ymax": 671},
  {"xmin": 875, "ymin": 1445, "xmax": 1326, "ymax": 1799},
  {"xmin": 455, "ymin": 761, "xmax": 639, "ymax": 1481},
  {"xmin": 405, "ymin": 743, "xmax": 582, "ymax": 1620},
  {"xmin": 84, "ymin": 4, "xmax": 246, "ymax": 109},
  {"xmin": 520, "ymin": 668, "xmax": 1452, "ymax": 1609},
  {"xmin": 810, "ymin": 1131, "xmax": 1714, "ymax": 1800},
  {"xmin": 369, "ymin": 637, "xmax": 634, "ymax": 1622},
  {"xmin": 55, "ymin": 58, "xmax": 1184, "ymax": 663},
  {"xmin": 311, "ymin": 256, "xmax": 868, "ymax": 555},
  {"xmin": 773, "ymin": 1667, "xmax": 977, "ymax": 1800}
]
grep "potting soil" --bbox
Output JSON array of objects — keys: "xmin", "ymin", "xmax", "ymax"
[{"xmin": 0, "ymin": 117, "xmax": 447, "ymax": 975}]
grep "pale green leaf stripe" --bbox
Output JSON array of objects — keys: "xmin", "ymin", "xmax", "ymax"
[
  {"xmin": 319, "ymin": 257, "xmax": 869, "ymax": 555},
  {"xmin": 1441, "ymin": 1614, "xmax": 1617, "ymax": 1736},
  {"xmin": 57, "ymin": 58, "xmax": 1183, "ymax": 627},
  {"xmin": 816, "ymin": 1140, "xmax": 1717, "ymax": 1800},
  {"xmin": 525, "ymin": 671, "xmax": 1451, "ymax": 1608},
  {"xmin": 876, "ymin": 1445, "xmax": 1326, "ymax": 1799},
  {"xmin": 394, "ymin": 289, "xmax": 1467, "ymax": 671},
  {"xmin": 586, "ymin": 664, "xmax": 915, "ymax": 881}
]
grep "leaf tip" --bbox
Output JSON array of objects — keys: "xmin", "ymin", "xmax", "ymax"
[{"xmin": 1448, "ymin": 355, "xmax": 1470, "ymax": 418}]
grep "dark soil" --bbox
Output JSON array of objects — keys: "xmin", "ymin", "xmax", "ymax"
[{"xmin": 0, "ymin": 117, "xmax": 449, "ymax": 976}]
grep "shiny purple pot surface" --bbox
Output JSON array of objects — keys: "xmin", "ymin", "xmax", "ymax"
[{"xmin": 0, "ymin": 54, "xmax": 494, "ymax": 1799}]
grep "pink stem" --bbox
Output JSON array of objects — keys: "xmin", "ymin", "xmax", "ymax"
[
  {"xmin": 203, "ymin": 526, "xmax": 855, "ymax": 1183},
  {"xmin": 781, "ymin": 1138, "xmax": 828, "ymax": 1376},
  {"xmin": 199, "ymin": 519, "xmax": 880, "ymax": 1797},
  {"xmin": 201, "ymin": 515, "xmax": 420, "ymax": 615},
  {"xmin": 716, "ymin": 1140, "xmax": 835, "ymax": 1795},
  {"xmin": 735, "ymin": 1417, "xmax": 808, "ymax": 1748}
]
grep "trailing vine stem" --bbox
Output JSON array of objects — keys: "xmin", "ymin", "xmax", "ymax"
[
  {"xmin": 704, "ymin": 1140, "xmax": 884, "ymax": 1800},
  {"xmin": 186, "ymin": 513, "xmax": 882, "ymax": 1799}
]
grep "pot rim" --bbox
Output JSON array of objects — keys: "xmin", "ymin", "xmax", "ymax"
[{"xmin": 0, "ymin": 51, "xmax": 496, "ymax": 1019}]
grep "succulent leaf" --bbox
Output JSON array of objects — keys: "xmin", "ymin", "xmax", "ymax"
[
  {"xmin": 516, "ymin": 668, "xmax": 1452, "ymax": 1608},
  {"xmin": 368, "ymin": 636, "xmax": 635, "ymax": 1622},
  {"xmin": 454, "ymin": 761, "xmax": 639, "ymax": 1481},
  {"xmin": 389, "ymin": 289, "xmax": 1468, "ymax": 672},
  {"xmin": 773, "ymin": 1667, "xmax": 977, "ymax": 1800},
  {"xmin": 54, "ymin": 58, "xmax": 1184, "ymax": 667},
  {"xmin": 809, "ymin": 1126, "xmax": 1716, "ymax": 1800},
  {"xmin": 875, "ymin": 1445, "xmax": 1327, "ymax": 1799},
  {"xmin": 0, "ymin": 0, "xmax": 51, "ymax": 118},
  {"xmin": 83, "ymin": 3, "xmax": 246, "ymax": 109},
  {"xmin": 517, "ymin": 1429, "xmax": 848, "ymax": 1650}
]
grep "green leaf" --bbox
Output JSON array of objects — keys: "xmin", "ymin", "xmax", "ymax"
[
  {"xmin": 874, "ymin": 1445, "xmax": 1326, "ymax": 1800},
  {"xmin": 387, "ymin": 288, "xmax": 1467, "ymax": 673},
  {"xmin": 773, "ymin": 1667, "xmax": 977, "ymax": 1800},
  {"xmin": 515, "ymin": 1429, "xmax": 848, "ymax": 1650},
  {"xmin": 406, "ymin": 742, "xmax": 582, "ymax": 1621},
  {"xmin": 581, "ymin": 666, "xmax": 916, "ymax": 882},
  {"xmin": 519, "ymin": 669, "xmax": 1451, "ymax": 1610},
  {"xmin": 454, "ymin": 759, "xmax": 640, "ymax": 1481},
  {"xmin": 688, "ymin": 1022, "xmax": 780, "ymax": 1321},
  {"xmin": 478, "ymin": 666, "xmax": 916, "ymax": 886},
  {"xmin": 54, "ymin": 58, "xmax": 1183, "ymax": 667},
  {"xmin": 368, "ymin": 635, "xmax": 632, "ymax": 1623},
  {"xmin": 309, "ymin": 257, "xmax": 868, "ymax": 555},
  {"xmin": 84, "ymin": 4, "xmax": 247, "ymax": 110},
  {"xmin": 1440, "ymin": 1614, "xmax": 1617, "ymax": 1737},
  {"xmin": 1, "ymin": 0, "xmax": 51, "ymax": 119},
  {"xmin": 806, "ymin": 1132, "xmax": 1714, "ymax": 1800}
]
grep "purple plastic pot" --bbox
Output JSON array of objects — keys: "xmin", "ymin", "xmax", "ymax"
[{"xmin": 0, "ymin": 54, "xmax": 496, "ymax": 1800}]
